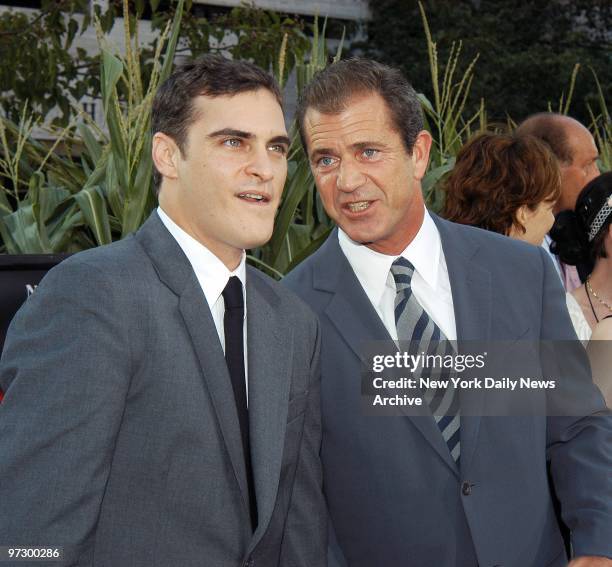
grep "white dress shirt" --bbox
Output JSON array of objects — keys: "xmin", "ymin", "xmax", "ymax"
[
  {"xmin": 157, "ymin": 207, "xmax": 249, "ymax": 398},
  {"xmin": 338, "ymin": 208, "xmax": 457, "ymax": 341}
]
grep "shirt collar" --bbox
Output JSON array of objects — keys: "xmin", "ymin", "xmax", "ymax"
[
  {"xmin": 338, "ymin": 208, "xmax": 441, "ymax": 306},
  {"xmin": 157, "ymin": 207, "xmax": 246, "ymax": 309},
  {"xmin": 401, "ymin": 209, "xmax": 441, "ymax": 288}
]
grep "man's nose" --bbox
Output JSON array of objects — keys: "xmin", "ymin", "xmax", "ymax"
[
  {"xmin": 246, "ymin": 147, "xmax": 274, "ymax": 182},
  {"xmin": 336, "ymin": 161, "xmax": 366, "ymax": 192}
]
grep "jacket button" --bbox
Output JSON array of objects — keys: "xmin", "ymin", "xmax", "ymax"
[
  {"xmin": 461, "ymin": 481, "xmax": 472, "ymax": 496},
  {"xmin": 243, "ymin": 558, "xmax": 254, "ymax": 567}
]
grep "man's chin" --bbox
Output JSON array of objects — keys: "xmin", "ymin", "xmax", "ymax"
[
  {"xmin": 340, "ymin": 225, "xmax": 378, "ymax": 246},
  {"xmin": 241, "ymin": 231, "xmax": 275, "ymax": 251}
]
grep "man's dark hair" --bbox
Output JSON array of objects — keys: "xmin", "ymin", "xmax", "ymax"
[
  {"xmin": 151, "ymin": 54, "xmax": 282, "ymax": 192},
  {"xmin": 515, "ymin": 113, "xmax": 574, "ymax": 164},
  {"xmin": 296, "ymin": 58, "xmax": 424, "ymax": 155}
]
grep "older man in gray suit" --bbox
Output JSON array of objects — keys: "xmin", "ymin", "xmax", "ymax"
[
  {"xmin": 0, "ymin": 55, "xmax": 326, "ymax": 567},
  {"xmin": 284, "ymin": 58, "xmax": 612, "ymax": 567}
]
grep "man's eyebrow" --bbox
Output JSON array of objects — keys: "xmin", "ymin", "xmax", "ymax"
[
  {"xmin": 350, "ymin": 141, "xmax": 384, "ymax": 151},
  {"xmin": 268, "ymin": 135, "xmax": 291, "ymax": 147},
  {"xmin": 309, "ymin": 147, "xmax": 335, "ymax": 160},
  {"xmin": 208, "ymin": 128, "xmax": 253, "ymax": 139},
  {"xmin": 310, "ymin": 141, "xmax": 383, "ymax": 159},
  {"xmin": 208, "ymin": 129, "xmax": 290, "ymax": 147}
]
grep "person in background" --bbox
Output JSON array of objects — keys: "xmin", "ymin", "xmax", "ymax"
[
  {"xmin": 550, "ymin": 172, "xmax": 612, "ymax": 335},
  {"xmin": 516, "ymin": 113, "xmax": 600, "ymax": 291},
  {"xmin": 550, "ymin": 172, "xmax": 612, "ymax": 405},
  {"xmin": 442, "ymin": 132, "xmax": 561, "ymax": 246}
]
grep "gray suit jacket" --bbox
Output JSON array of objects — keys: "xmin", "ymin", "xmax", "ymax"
[
  {"xmin": 284, "ymin": 216, "xmax": 612, "ymax": 567},
  {"xmin": 0, "ymin": 212, "xmax": 326, "ymax": 567}
]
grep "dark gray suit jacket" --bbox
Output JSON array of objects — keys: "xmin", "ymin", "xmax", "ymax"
[
  {"xmin": 0, "ymin": 212, "xmax": 326, "ymax": 567},
  {"xmin": 284, "ymin": 216, "xmax": 612, "ymax": 567}
]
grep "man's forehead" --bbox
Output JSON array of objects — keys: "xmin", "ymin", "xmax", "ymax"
[
  {"xmin": 190, "ymin": 91, "xmax": 287, "ymax": 136},
  {"xmin": 304, "ymin": 94, "xmax": 392, "ymax": 147},
  {"xmin": 564, "ymin": 120, "xmax": 597, "ymax": 150}
]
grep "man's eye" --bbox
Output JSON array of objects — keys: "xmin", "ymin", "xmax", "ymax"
[
  {"xmin": 362, "ymin": 148, "xmax": 379, "ymax": 159},
  {"xmin": 223, "ymin": 138, "xmax": 242, "ymax": 148},
  {"xmin": 317, "ymin": 156, "xmax": 336, "ymax": 167},
  {"xmin": 269, "ymin": 144, "xmax": 288, "ymax": 155}
]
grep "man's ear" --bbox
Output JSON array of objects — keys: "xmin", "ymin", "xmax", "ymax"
[
  {"xmin": 152, "ymin": 132, "xmax": 181, "ymax": 182},
  {"xmin": 411, "ymin": 130, "xmax": 433, "ymax": 180}
]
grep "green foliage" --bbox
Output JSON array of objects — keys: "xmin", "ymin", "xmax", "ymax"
[
  {"xmin": 0, "ymin": 0, "xmax": 185, "ymax": 253},
  {"xmin": 249, "ymin": 18, "xmax": 339, "ymax": 277},
  {"xmin": 586, "ymin": 68, "xmax": 611, "ymax": 172},
  {"xmin": 0, "ymin": 2, "xmax": 330, "ymax": 266},
  {"xmin": 0, "ymin": 0, "xmax": 311, "ymax": 125},
  {"xmin": 0, "ymin": 0, "xmax": 96, "ymax": 125},
  {"xmin": 177, "ymin": 4, "xmax": 311, "ymax": 86},
  {"xmin": 0, "ymin": 107, "xmax": 88, "ymax": 253},
  {"xmin": 416, "ymin": 3, "xmax": 487, "ymax": 212},
  {"xmin": 73, "ymin": 0, "xmax": 185, "ymax": 244},
  {"xmin": 543, "ymin": 63, "xmax": 610, "ymax": 173},
  {"xmin": 360, "ymin": 0, "xmax": 612, "ymax": 125},
  {"xmin": 1, "ymin": 0, "xmax": 608, "ymax": 273}
]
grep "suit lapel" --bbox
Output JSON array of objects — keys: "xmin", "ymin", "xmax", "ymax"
[
  {"xmin": 245, "ymin": 269, "xmax": 293, "ymax": 547},
  {"xmin": 135, "ymin": 212, "xmax": 251, "ymax": 519},
  {"xmin": 315, "ymin": 230, "xmax": 461, "ymax": 476},
  {"xmin": 177, "ymin": 286, "xmax": 251, "ymax": 511},
  {"xmin": 434, "ymin": 215, "xmax": 492, "ymax": 473},
  {"xmin": 324, "ymin": 254, "xmax": 391, "ymax": 361}
]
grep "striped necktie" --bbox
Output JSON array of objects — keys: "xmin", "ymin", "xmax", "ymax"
[{"xmin": 391, "ymin": 257, "xmax": 461, "ymax": 462}]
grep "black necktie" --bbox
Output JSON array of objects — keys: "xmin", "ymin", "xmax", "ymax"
[{"xmin": 222, "ymin": 276, "xmax": 257, "ymax": 529}]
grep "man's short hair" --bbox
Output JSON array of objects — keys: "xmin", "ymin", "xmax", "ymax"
[
  {"xmin": 151, "ymin": 54, "xmax": 283, "ymax": 192},
  {"xmin": 515, "ymin": 113, "xmax": 574, "ymax": 164},
  {"xmin": 296, "ymin": 58, "xmax": 424, "ymax": 155}
]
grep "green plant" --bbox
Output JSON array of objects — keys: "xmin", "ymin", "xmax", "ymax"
[
  {"xmin": 5, "ymin": 0, "xmax": 607, "ymax": 276},
  {"xmin": 0, "ymin": 0, "xmax": 95, "ymax": 125},
  {"xmin": 0, "ymin": 105, "xmax": 86, "ymax": 253},
  {"xmin": 360, "ymin": 0, "xmax": 612, "ymax": 127},
  {"xmin": 180, "ymin": 4, "xmax": 311, "ymax": 87},
  {"xmin": 0, "ymin": 0, "xmax": 184, "ymax": 253},
  {"xmin": 249, "ymin": 17, "xmax": 341, "ymax": 277},
  {"xmin": 539, "ymin": 63, "xmax": 609, "ymax": 172},
  {"xmin": 417, "ymin": 1, "xmax": 486, "ymax": 213},
  {"xmin": 550, "ymin": 63, "xmax": 581, "ymax": 116},
  {"xmin": 0, "ymin": 1, "xmax": 312, "ymax": 126},
  {"xmin": 73, "ymin": 0, "xmax": 184, "ymax": 245},
  {"xmin": 586, "ymin": 67, "xmax": 611, "ymax": 172}
]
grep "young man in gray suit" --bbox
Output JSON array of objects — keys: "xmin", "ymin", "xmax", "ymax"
[
  {"xmin": 0, "ymin": 55, "xmax": 326, "ymax": 567},
  {"xmin": 284, "ymin": 58, "xmax": 612, "ymax": 567}
]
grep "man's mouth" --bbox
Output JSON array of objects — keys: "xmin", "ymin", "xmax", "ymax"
[
  {"xmin": 237, "ymin": 191, "xmax": 271, "ymax": 204},
  {"xmin": 346, "ymin": 201, "xmax": 372, "ymax": 213}
]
